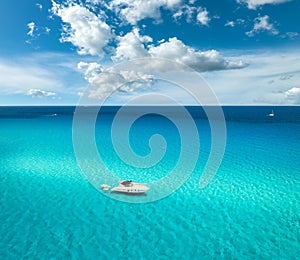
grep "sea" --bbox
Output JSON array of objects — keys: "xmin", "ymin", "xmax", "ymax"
[{"xmin": 0, "ymin": 106, "xmax": 299, "ymax": 259}]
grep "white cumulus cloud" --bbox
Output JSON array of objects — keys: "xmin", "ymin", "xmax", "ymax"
[
  {"xmin": 196, "ymin": 8, "xmax": 210, "ymax": 26},
  {"xmin": 173, "ymin": 5, "xmax": 210, "ymax": 25},
  {"xmin": 148, "ymin": 37, "xmax": 247, "ymax": 71},
  {"xmin": 284, "ymin": 87, "xmax": 300, "ymax": 103},
  {"xmin": 51, "ymin": 1, "xmax": 112, "ymax": 56},
  {"xmin": 27, "ymin": 88, "xmax": 57, "ymax": 98},
  {"xmin": 110, "ymin": 0, "xmax": 182, "ymax": 25},
  {"xmin": 237, "ymin": 0, "xmax": 291, "ymax": 9},
  {"xmin": 246, "ymin": 15, "xmax": 278, "ymax": 37},
  {"xmin": 113, "ymin": 28, "xmax": 152, "ymax": 61},
  {"xmin": 173, "ymin": 5, "xmax": 197, "ymax": 23},
  {"xmin": 112, "ymin": 32, "xmax": 247, "ymax": 71},
  {"xmin": 78, "ymin": 61, "xmax": 154, "ymax": 99}
]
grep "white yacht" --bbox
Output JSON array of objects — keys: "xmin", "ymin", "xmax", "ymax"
[
  {"xmin": 267, "ymin": 109, "xmax": 275, "ymax": 117},
  {"xmin": 111, "ymin": 180, "xmax": 149, "ymax": 194}
]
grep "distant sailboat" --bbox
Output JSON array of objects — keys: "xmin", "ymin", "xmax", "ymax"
[{"xmin": 267, "ymin": 109, "xmax": 275, "ymax": 117}]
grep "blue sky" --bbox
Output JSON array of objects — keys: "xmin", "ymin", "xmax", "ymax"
[{"xmin": 0, "ymin": 0, "xmax": 299, "ymax": 105}]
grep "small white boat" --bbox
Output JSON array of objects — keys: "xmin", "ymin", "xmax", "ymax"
[
  {"xmin": 111, "ymin": 180, "xmax": 149, "ymax": 194},
  {"xmin": 267, "ymin": 109, "xmax": 275, "ymax": 117}
]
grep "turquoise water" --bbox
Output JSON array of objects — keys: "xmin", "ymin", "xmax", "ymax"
[{"xmin": 0, "ymin": 107, "xmax": 299, "ymax": 259}]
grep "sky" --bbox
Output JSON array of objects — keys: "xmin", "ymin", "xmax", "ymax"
[{"xmin": 0, "ymin": 0, "xmax": 300, "ymax": 105}]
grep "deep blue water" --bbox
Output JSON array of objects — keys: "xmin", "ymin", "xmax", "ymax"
[
  {"xmin": 0, "ymin": 106, "xmax": 299, "ymax": 259},
  {"xmin": 1, "ymin": 106, "xmax": 300, "ymax": 122}
]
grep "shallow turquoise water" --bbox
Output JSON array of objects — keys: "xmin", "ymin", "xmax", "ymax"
[{"xmin": 0, "ymin": 107, "xmax": 299, "ymax": 259}]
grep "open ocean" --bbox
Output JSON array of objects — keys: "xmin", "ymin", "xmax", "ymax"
[{"xmin": 0, "ymin": 106, "xmax": 299, "ymax": 259}]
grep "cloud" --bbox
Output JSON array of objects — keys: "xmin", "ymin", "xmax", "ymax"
[
  {"xmin": 113, "ymin": 31, "xmax": 247, "ymax": 71},
  {"xmin": 51, "ymin": 1, "xmax": 112, "ymax": 56},
  {"xmin": 196, "ymin": 8, "xmax": 210, "ymax": 26},
  {"xmin": 27, "ymin": 88, "xmax": 57, "ymax": 98},
  {"xmin": 26, "ymin": 22, "xmax": 51, "ymax": 45},
  {"xmin": 0, "ymin": 53, "xmax": 85, "ymax": 98},
  {"xmin": 49, "ymin": 1, "xmax": 245, "ymax": 74},
  {"xmin": 109, "ymin": 0, "xmax": 182, "ymax": 25},
  {"xmin": 27, "ymin": 22, "xmax": 36, "ymax": 37},
  {"xmin": 225, "ymin": 19, "xmax": 246, "ymax": 28},
  {"xmin": 148, "ymin": 37, "xmax": 247, "ymax": 71},
  {"xmin": 284, "ymin": 87, "xmax": 300, "ymax": 103},
  {"xmin": 225, "ymin": 21, "xmax": 235, "ymax": 27},
  {"xmin": 77, "ymin": 34, "xmax": 248, "ymax": 101},
  {"xmin": 39, "ymin": 0, "xmax": 298, "ymax": 106},
  {"xmin": 77, "ymin": 62, "xmax": 104, "ymax": 83},
  {"xmin": 246, "ymin": 15, "xmax": 278, "ymax": 37},
  {"xmin": 202, "ymin": 50, "xmax": 300, "ymax": 105},
  {"xmin": 0, "ymin": 59, "xmax": 60, "ymax": 95},
  {"xmin": 281, "ymin": 32, "xmax": 299, "ymax": 40},
  {"xmin": 237, "ymin": 0, "xmax": 291, "ymax": 9},
  {"xmin": 173, "ymin": 5, "xmax": 210, "ymax": 25},
  {"xmin": 254, "ymin": 87, "xmax": 300, "ymax": 104},
  {"xmin": 173, "ymin": 5, "xmax": 197, "ymax": 23},
  {"xmin": 77, "ymin": 61, "xmax": 154, "ymax": 99},
  {"xmin": 113, "ymin": 28, "xmax": 152, "ymax": 61}
]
